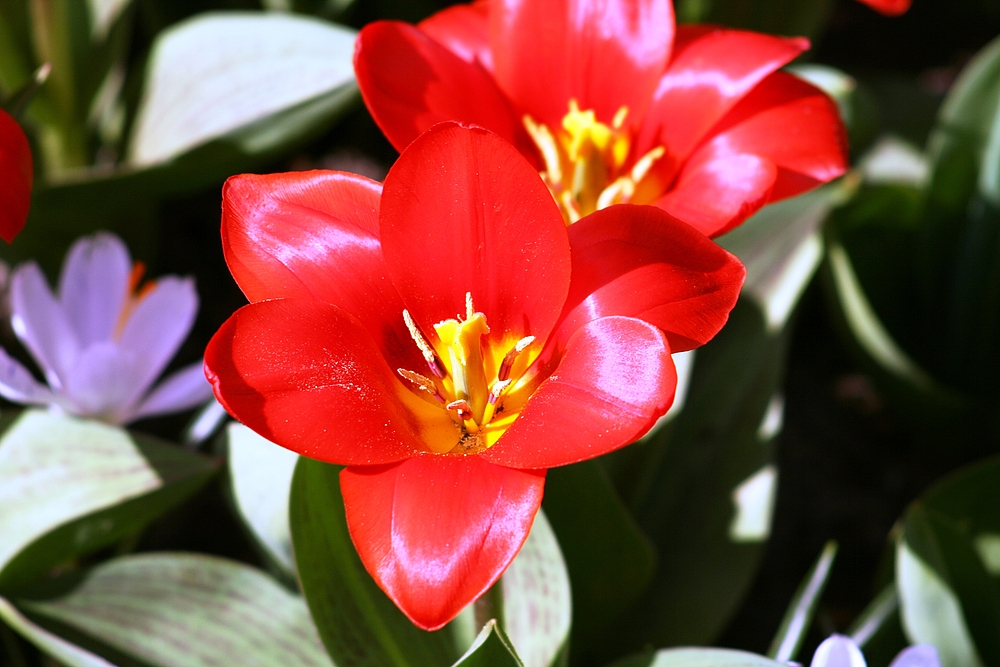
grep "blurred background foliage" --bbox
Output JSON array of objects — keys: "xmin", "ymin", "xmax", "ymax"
[{"xmin": 3, "ymin": 0, "xmax": 1000, "ymax": 665}]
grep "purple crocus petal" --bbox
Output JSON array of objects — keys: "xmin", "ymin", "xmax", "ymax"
[
  {"xmin": 9, "ymin": 262, "xmax": 78, "ymax": 389},
  {"xmin": 126, "ymin": 361, "xmax": 214, "ymax": 423},
  {"xmin": 58, "ymin": 233, "xmax": 132, "ymax": 348},
  {"xmin": 811, "ymin": 636, "xmax": 867, "ymax": 667},
  {"xmin": 0, "ymin": 347, "xmax": 55, "ymax": 405},
  {"xmin": 889, "ymin": 646, "xmax": 941, "ymax": 667},
  {"xmin": 61, "ymin": 342, "xmax": 142, "ymax": 421},
  {"xmin": 117, "ymin": 276, "xmax": 198, "ymax": 401}
]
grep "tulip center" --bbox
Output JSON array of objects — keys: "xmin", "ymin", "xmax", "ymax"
[
  {"xmin": 397, "ymin": 293, "xmax": 535, "ymax": 454},
  {"xmin": 524, "ymin": 100, "xmax": 665, "ymax": 224}
]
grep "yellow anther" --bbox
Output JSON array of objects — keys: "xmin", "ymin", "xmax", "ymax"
[
  {"xmin": 523, "ymin": 115, "xmax": 564, "ymax": 186},
  {"xmin": 630, "ymin": 145, "xmax": 666, "ymax": 184},
  {"xmin": 596, "ymin": 177, "xmax": 635, "ymax": 210},
  {"xmin": 399, "ymin": 293, "xmax": 536, "ymax": 451},
  {"xmin": 524, "ymin": 100, "xmax": 647, "ymax": 223},
  {"xmin": 403, "ymin": 309, "xmax": 442, "ymax": 377},
  {"xmin": 612, "ymin": 106, "xmax": 629, "ymax": 130},
  {"xmin": 397, "ymin": 368, "xmax": 443, "ymax": 403},
  {"xmin": 498, "ymin": 335, "xmax": 536, "ymax": 381},
  {"xmin": 465, "ymin": 292, "xmax": 476, "ymax": 320}
]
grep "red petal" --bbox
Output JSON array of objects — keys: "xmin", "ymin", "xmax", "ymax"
[
  {"xmin": 634, "ymin": 27, "xmax": 809, "ymax": 169},
  {"xmin": 555, "ymin": 204, "xmax": 745, "ymax": 352},
  {"xmin": 220, "ymin": 171, "xmax": 423, "ymax": 371},
  {"xmin": 340, "ymin": 456, "xmax": 545, "ymax": 630},
  {"xmin": 693, "ymin": 71, "xmax": 848, "ymax": 203},
  {"xmin": 0, "ymin": 110, "xmax": 32, "ymax": 243},
  {"xmin": 856, "ymin": 0, "xmax": 910, "ymax": 15},
  {"xmin": 354, "ymin": 20, "xmax": 524, "ymax": 153},
  {"xmin": 380, "ymin": 123, "xmax": 571, "ymax": 349},
  {"xmin": 657, "ymin": 153, "xmax": 778, "ymax": 237},
  {"xmin": 419, "ymin": 0, "xmax": 493, "ymax": 72},
  {"xmin": 484, "ymin": 316, "xmax": 676, "ymax": 469},
  {"xmin": 489, "ymin": 0, "xmax": 674, "ymax": 130},
  {"xmin": 205, "ymin": 299, "xmax": 458, "ymax": 466}
]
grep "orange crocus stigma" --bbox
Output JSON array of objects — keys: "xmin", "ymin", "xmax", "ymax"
[
  {"xmin": 524, "ymin": 100, "xmax": 666, "ymax": 224},
  {"xmin": 398, "ymin": 292, "xmax": 535, "ymax": 454},
  {"xmin": 114, "ymin": 261, "xmax": 158, "ymax": 338}
]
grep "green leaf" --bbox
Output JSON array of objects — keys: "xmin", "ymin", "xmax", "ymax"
[
  {"xmin": 895, "ymin": 455, "xmax": 1000, "ymax": 667},
  {"xmin": 0, "ymin": 596, "xmax": 114, "ymax": 667},
  {"xmin": 606, "ymin": 648, "xmax": 787, "ymax": 667},
  {"xmin": 768, "ymin": 541, "xmax": 838, "ymax": 662},
  {"xmin": 17, "ymin": 553, "xmax": 333, "ymax": 667},
  {"xmin": 929, "ymin": 33, "xmax": 1000, "ymax": 205},
  {"xmin": 0, "ymin": 410, "xmax": 218, "ymax": 591},
  {"xmin": 719, "ymin": 181, "xmax": 848, "ymax": 333},
  {"xmin": 585, "ymin": 188, "xmax": 843, "ymax": 656},
  {"xmin": 500, "ymin": 510, "xmax": 571, "ymax": 667},
  {"xmin": 4, "ymin": 11, "xmax": 359, "ymax": 274},
  {"xmin": 595, "ymin": 298, "xmax": 785, "ymax": 656},
  {"xmin": 127, "ymin": 11, "xmax": 356, "ymax": 167},
  {"xmin": 452, "ymin": 621, "xmax": 524, "ymax": 667},
  {"xmin": 227, "ymin": 422, "xmax": 298, "ymax": 580},
  {"xmin": 541, "ymin": 460, "xmax": 656, "ymax": 658},
  {"xmin": 896, "ymin": 536, "xmax": 985, "ymax": 667},
  {"xmin": 825, "ymin": 237, "xmax": 941, "ymax": 394},
  {"xmin": 290, "ymin": 457, "xmax": 459, "ymax": 667}
]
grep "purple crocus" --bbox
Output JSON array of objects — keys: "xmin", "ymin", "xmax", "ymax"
[
  {"xmin": 0, "ymin": 233, "xmax": 213, "ymax": 425},
  {"xmin": 811, "ymin": 636, "xmax": 940, "ymax": 667}
]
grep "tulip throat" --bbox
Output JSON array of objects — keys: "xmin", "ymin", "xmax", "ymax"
[
  {"xmin": 524, "ymin": 100, "xmax": 665, "ymax": 224},
  {"xmin": 398, "ymin": 293, "xmax": 535, "ymax": 454}
]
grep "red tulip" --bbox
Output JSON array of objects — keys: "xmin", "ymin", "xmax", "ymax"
[
  {"xmin": 353, "ymin": 0, "xmax": 848, "ymax": 238},
  {"xmin": 205, "ymin": 123, "xmax": 745, "ymax": 630},
  {"xmin": 856, "ymin": 0, "xmax": 910, "ymax": 16},
  {"xmin": 0, "ymin": 109, "xmax": 32, "ymax": 243}
]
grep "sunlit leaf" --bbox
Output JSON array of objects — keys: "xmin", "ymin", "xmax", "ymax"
[
  {"xmin": 0, "ymin": 409, "xmax": 217, "ymax": 591},
  {"xmin": 0, "ymin": 597, "xmax": 113, "ymax": 667},
  {"xmin": 896, "ymin": 456, "xmax": 1000, "ymax": 667},
  {"xmin": 500, "ymin": 510, "xmax": 571, "ymax": 667},
  {"xmin": 128, "ymin": 11, "xmax": 356, "ymax": 167},
  {"xmin": 227, "ymin": 422, "xmax": 298, "ymax": 580},
  {"xmin": 18, "ymin": 553, "xmax": 333, "ymax": 667}
]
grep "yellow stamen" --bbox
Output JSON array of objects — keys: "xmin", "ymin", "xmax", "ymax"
[
  {"xmin": 522, "ymin": 100, "xmax": 666, "ymax": 224},
  {"xmin": 403, "ymin": 309, "xmax": 443, "ymax": 377},
  {"xmin": 395, "ymin": 295, "xmax": 538, "ymax": 455},
  {"xmin": 397, "ymin": 368, "xmax": 443, "ymax": 404}
]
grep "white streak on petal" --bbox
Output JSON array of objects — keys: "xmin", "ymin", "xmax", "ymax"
[
  {"xmin": 127, "ymin": 361, "xmax": 213, "ymax": 423},
  {"xmin": 10, "ymin": 263, "xmax": 78, "ymax": 389},
  {"xmin": 0, "ymin": 348, "xmax": 54, "ymax": 405},
  {"xmin": 58, "ymin": 233, "xmax": 132, "ymax": 348},
  {"xmin": 117, "ymin": 276, "xmax": 198, "ymax": 399}
]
